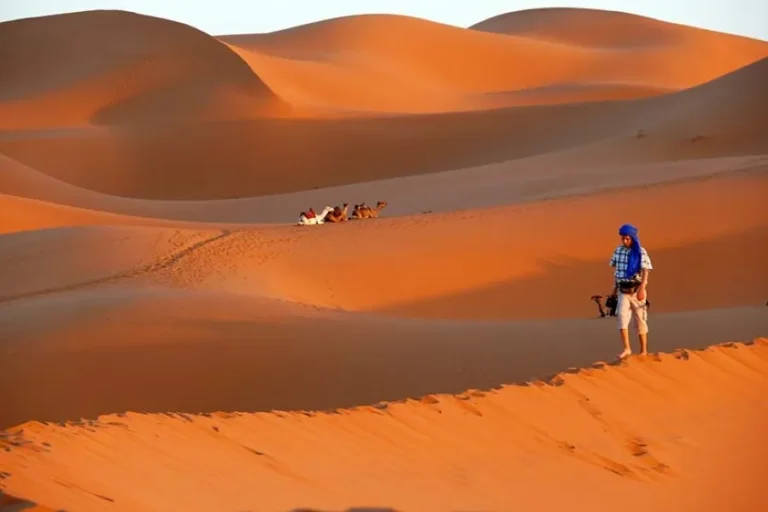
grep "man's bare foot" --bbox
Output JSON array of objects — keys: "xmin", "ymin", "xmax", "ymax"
[
  {"xmin": 639, "ymin": 350, "xmax": 648, "ymax": 356},
  {"xmin": 618, "ymin": 348, "xmax": 632, "ymax": 359}
]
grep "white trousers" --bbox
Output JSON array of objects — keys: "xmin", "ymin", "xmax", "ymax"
[{"xmin": 617, "ymin": 292, "xmax": 649, "ymax": 334}]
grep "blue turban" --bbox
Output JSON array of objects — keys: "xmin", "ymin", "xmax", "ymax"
[{"xmin": 618, "ymin": 223, "xmax": 641, "ymax": 279}]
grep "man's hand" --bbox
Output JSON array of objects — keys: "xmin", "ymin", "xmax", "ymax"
[{"xmin": 637, "ymin": 285, "xmax": 647, "ymax": 301}]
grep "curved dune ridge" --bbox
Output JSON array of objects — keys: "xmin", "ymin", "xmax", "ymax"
[
  {"xmin": 0, "ymin": 10, "xmax": 288, "ymax": 129},
  {"xmin": 471, "ymin": 7, "xmax": 759, "ymax": 48},
  {"xmin": 173, "ymin": 4, "xmax": 768, "ymax": 113},
  {"xmin": 1, "ymin": 6, "xmax": 767, "ymax": 512},
  {"xmin": 222, "ymin": 10, "xmax": 768, "ymax": 113},
  {"xmin": 1, "ymin": 339, "xmax": 767, "ymax": 511},
  {"xmin": 0, "ymin": 8, "xmax": 766, "ymax": 129}
]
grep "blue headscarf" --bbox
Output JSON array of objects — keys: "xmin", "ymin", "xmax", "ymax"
[{"xmin": 618, "ymin": 223, "xmax": 641, "ymax": 279}]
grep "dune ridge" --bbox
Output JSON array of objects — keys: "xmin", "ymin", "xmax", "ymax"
[
  {"xmin": 221, "ymin": 10, "xmax": 768, "ymax": 113},
  {"xmin": 2, "ymin": 338, "xmax": 766, "ymax": 511},
  {"xmin": 471, "ymin": 7, "xmax": 764, "ymax": 47},
  {"xmin": 0, "ymin": 10, "xmax": 289, "ymax": 130}
]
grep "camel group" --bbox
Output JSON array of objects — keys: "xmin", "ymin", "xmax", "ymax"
[{"xmin": 298, "ymin": 201, "xmax": 387, "ymax": 225}]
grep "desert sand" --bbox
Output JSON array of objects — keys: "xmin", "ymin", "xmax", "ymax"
[{"xmin": 1, "ymin": 6, "xmax": 767, "ymax": 512}]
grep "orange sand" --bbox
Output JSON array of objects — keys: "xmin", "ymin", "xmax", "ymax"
[{"xmin": 0, "ymin": 6, "xmax": 767, "ymax": 512}]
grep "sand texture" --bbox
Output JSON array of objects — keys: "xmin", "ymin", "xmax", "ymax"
[{"xmin": 1, "ymin": 7, "xmax": 767, "ymax": 512}]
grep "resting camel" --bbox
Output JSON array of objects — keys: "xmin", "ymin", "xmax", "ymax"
[
  {"xmin": 298, "ymin": 206, "xmax": 334, "ymax": 226},
  {"xmin": 351, "ymin": 201, "xmax": 387, "ymax": 219},
  {"xmin": 324, "ymin": 203, "xmax": 349, "ymax": 223}
]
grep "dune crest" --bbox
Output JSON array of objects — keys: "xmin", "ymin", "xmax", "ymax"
[
  {"xmin": 2, "ymin": 338, "xmax": 766, "ymax": 511},
  {"xmin": 471, "ymin": 7, "xmax": 761, "ymax": 47},
  {"xmin": 221, "ymin": 11, "xmax": 768, "ymax": 113},
  {"xmin": 0, "ymin": 10, "xmax": 288, "ymax": 129}
]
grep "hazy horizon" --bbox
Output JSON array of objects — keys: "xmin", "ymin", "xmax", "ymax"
[{"xmin": 2, "ymin": 0, "xmax": 766, "ymax": 41}]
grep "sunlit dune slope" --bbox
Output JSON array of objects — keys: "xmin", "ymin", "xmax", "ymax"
[
  {"xmin": 1, "ymin": 339, "xmax": 766, "ymax": 511},
  {"xmin": 219, "ymin": 11, "xmax": 768, "ymax": 112},
  {"xmin": 1, "ymin": 171, "xmax": 764, "ymax": 320},
  {"xmin": 0, "ymin": 10, "xmax": 287, "ymax": 129},
  {"xmin": 0, "ymin": 194, "xmax": 236, "ymax": 235}
]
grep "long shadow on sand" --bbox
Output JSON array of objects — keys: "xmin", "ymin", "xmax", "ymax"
[
  {"xmin": 1, "ymin": 289, "xmax": 765, "ymax": 430},
  {"xmin": 374, "ymin": 228, "xmax": 767, "ymax": 320}
]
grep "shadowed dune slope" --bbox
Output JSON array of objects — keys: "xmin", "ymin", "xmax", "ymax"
[
  {"xmin": 1, "ymin": 57, "xmax": 766, "ymax": 200},
  {"xmin": 0, "ymin": 10, "xmax": 287, "ymax": 129},
  {"xmin": 1, "ymin": 339, "xmax": 766, "ymax": 511},
  {"xmin": 0, "ymin": 149, "xmax": 762, "ymax": 226},
  {"xmin": 0, "ymin": 100, "xmax": 639, "ymax": 199},
  {"xmin": 540, "ymin": 56, "xmax": 768, "ymax": 165},
  {"xmin": 641, "ymin": 56, "xmax": 768, "ymax": 138}
]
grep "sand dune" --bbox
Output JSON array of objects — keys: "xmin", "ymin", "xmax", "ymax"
[
  {"xmin": 2, "ymin": 56, "xmax": 767, "ymax": 200},
  {"xmin": 2, "ymin": 339, "xmax": 766, "ymax": 511},
  {"xmin": 0, "ymin": 276, "xmax": 765, "ymax": 430},
  {"xmin": 2, "ymin": 145, "xmax": 765, "ymax": 226},
  {"xmin": 0, "ymin": 10, "xmax": 288, "ymax": 130},
  {"xmin": 0, "ymin": 7, "xmax": 765, "ymax": 126},
  {"xmin": 1, "ymin": 6, "xmax": 767, "ymax": 512},
  {"xmin": 1, "ymin": 170, "xmax": 765, "ymax": 318},
  {"xmin": 222, "ymin": 11, "xmax": 767, "ymax": 113},
  {"xmin": 472, "ymin": 7, "xmax": 762, "ymax": 49}
]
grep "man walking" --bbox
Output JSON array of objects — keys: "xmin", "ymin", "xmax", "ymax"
[{"xmin": 610, "ymin": 223, "xmax": 653, "ymax": 359}]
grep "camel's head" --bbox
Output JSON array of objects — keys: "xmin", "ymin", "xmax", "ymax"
[{"xmin": 376, "ymin": 201, "xmax": 388, "ymax": 209}]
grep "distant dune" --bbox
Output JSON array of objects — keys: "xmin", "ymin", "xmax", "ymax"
[
  {"xmin": 471, "ymin": 7, "xmax": 759, "ymax": 47},
  {"xmin": 0, "ymin": 6, "xmax": 766, "ymax": 512},
  {"xmin": 222, "ymin": 11, "xmax": 767, "ymax": 112}
]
